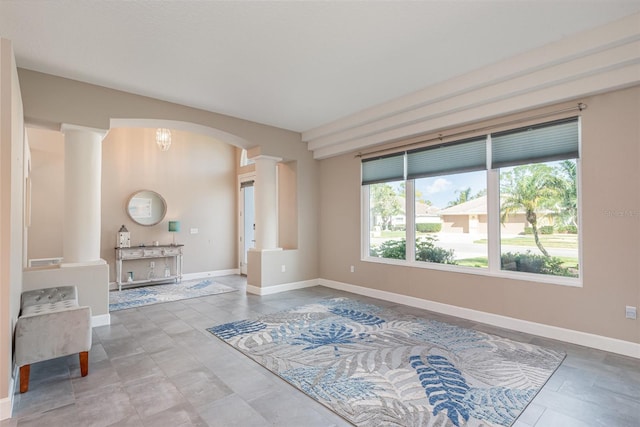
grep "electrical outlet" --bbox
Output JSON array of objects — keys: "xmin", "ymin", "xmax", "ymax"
[
  {"xmin": 150, "ymin": 261, "xmax": 155, "ymax": 268},
  {"xmin": 281, "ymin": 265, "xmax": 286, "ymax": 273},
  {"xmin": 350, "ymin": 265, "xmax": 355, "ymax": 273},
  {"xmin": 625, "ymin": 306, "xmax": 637, "ymax": 320},
  {"xmin": 190, "ymin": 228, "xmax": 198, "ymax": 234}
]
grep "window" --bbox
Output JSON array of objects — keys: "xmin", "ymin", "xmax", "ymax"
[
  {"xmin": 498, "ymin": 160, "xmax": 578, "ymax": 277},
  {"xmin": 367, "ymin": 181, "xmax": 406, "ymax": 260},
  {"xmin": 407, "ymin": 137, "xmax": 488, "ymax": 267},
  {"xmin": 493, "ymin": 118, "xmax": 580, "ymax": 278},
  {"xmin": 362, "ymin": 153, "xmax": 406, "ymax": 260},
  {"xmin": 415, "ymin": 171, "xmax": 487, "ymax": 267},
  {"xmin": 361, "ymin": 117, "xmax": 581, "ymax": 284}
]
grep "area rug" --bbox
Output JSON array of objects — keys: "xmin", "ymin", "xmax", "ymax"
[
  {"xmin": 207, "ymin": 297, "xmax": 565, "ymax": 427},
  {"xmin": 109, "ymin": 279, "xmax": 236, "ymax": 311}
]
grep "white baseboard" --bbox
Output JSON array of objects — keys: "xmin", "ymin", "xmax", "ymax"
[
  {"xmin": 92, "ymin": 313, "xmax": 110, "ymax": 327},
  {"xmin": 182, "ymin": 269, "xmax": 240, "ymax": 281},
  {"xmin": 319, "ymin": 278, "xmax": 640, "ymax": 359},
  {"xmin": 109, "ymin": 269, "xmax": 241, "ymax": 290},
  {"xmin": 0, "ymin": 396, "xmax": 11, "ymax": 420},
  {"xmin": 0, "ymin": 367, "xmax": 16, "ymax": 420},
  {"xmin": 247, "ymin": 279, "xmax": 319, "ymax": 296}
]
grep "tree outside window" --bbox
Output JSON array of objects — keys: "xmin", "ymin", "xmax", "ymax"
[{"xmin": 499, "ymin": 160, "xmax": 579, "ymax": 277}]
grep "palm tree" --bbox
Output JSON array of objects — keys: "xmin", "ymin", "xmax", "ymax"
[
  {"xmin": 500, "ymin": 164, "xmax": 563, "ymax": 257},
  {"xmin": 556, "ymin": 160, "xmax": 578, "ymax": 227},
  {"xmin": 447, "ymin": 187, "xmax": 472, "ymax": 207},
  {"xmin": 447, "ymin": 187, "xmax": 486, "ymax": 208}
]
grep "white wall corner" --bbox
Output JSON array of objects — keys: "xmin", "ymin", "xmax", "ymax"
[{"xmin": 318, "ymin": 278, "xmax": 640, "ymax": 360}]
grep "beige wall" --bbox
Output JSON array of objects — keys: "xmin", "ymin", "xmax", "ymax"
[
  {"xmin": 278, "ymin": 161, "xmax": 298, "ymax": 250},
  {"xmin": 26, "ymin": 128, "xmax": 64, "ymax": 261},
  {"xmin": 101, "ymin": 127, "xmax": 237, "ymax": 281},
  {"xmin": 23, "ymin": 264, "xmax": 109, "ymax": 316},
  {"xmin": 26, "ymin": 127, "xmax": 238, "ymax": 281},
  {"xmin": 319, "ymin": 85, "xmax": 640, "ymax": 345},
  {"xmin": 0, "ymin": 38, "xmax": 24, "ymax": 416},
  {"xmin": 17, "ymin": 69, "xmax": 319, "ymax": 288}
]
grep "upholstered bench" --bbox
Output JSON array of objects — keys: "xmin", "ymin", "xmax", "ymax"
[{"xmin": 14, "ymin": 286, "xmax": 92, "ymax": 392}]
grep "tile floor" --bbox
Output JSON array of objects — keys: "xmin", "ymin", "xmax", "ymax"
[{"xmin": 3, "ymin": 275, "xmax": 639, "ymax": 426}]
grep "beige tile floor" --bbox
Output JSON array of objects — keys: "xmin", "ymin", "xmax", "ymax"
[{"xmin": 3, "ymin": 275, "xmax": 639, "ymax": 426}]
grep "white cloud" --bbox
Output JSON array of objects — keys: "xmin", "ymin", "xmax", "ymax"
[{"xmin": 425, "ymin": 178, "xmax": 452, "ymax": 194}]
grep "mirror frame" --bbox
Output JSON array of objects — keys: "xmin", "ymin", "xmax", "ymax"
[{"xmin": 126, "ymin": 190, "xmax": 167, "ymax": 226}]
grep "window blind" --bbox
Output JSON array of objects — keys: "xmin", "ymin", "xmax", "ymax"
[
  {"xmin": 406, "ymin": 137, "xmax": 486, "ymax": 180},
  {"xmin": 361, "ymin": 153, "xmax": 405, "ymax": 185},
  {"xmin": 491, "ymin": 117, "xmax": 579, "ymax": 168}
]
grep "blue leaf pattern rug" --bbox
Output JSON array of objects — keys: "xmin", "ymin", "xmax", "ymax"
[
  {"xmin": 207, "ymin": 298, "xmax": 565, "ymax": 427},
  {"xmin": 109, "ymin": 279, "xmax": 236, "ymax": 311}
]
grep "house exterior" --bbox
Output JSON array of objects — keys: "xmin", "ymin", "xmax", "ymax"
[
  {"xmin": 439, "ymin": 196, "xmax": 490, "ymax": 234},
  {"xmin": 437, "ymin": 195, "xmax": 539, "ymax": 235}
]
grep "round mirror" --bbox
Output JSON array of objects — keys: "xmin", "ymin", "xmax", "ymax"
[{"xmin": 126, "ymin": 190, "xmax": 167, "ymax": 226}]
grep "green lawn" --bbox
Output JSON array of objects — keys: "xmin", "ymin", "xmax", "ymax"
[
  {"xmin": 456, "ymin": 255, "xmax": 578, "ymax": 270},
  {"xmin": 456, "ymin": 257, "xmax": 488, "ymax": 268},
  {"xmin": 474, "ymin": 234, "xmax": 578, "ymax": 249}
]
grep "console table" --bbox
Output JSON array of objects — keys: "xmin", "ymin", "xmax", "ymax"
[{"xmin": 115, "ymin": 245, "xmax": 183, "ymax": 291}]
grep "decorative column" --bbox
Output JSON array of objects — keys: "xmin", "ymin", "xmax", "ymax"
[
  {"xmin": 251, "ymin": 155, "xmax": 282, "ymax": 251},
  {"xmin": 61, "ymin": 124, "xmax": 106, "ymax": 266}
]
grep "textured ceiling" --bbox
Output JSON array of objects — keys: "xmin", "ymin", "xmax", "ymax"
[{"xmin": 1, "ymin": 1, "xmax": 639, "ymax": 132}]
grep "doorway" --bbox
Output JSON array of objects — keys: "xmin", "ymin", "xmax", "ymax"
[{"xmin": 239, "ymin": 178, "xmax": 255, "ymax": 275}]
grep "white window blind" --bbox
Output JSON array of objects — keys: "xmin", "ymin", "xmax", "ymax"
[
  {"xmin": 491, "ymin": 117, "xmax": 579, "ymax": 168},
  {"xmin": 407, "ymin": 137, "xmax": 486, "ymax": 180},
  {"xmin": 361, "ymin": 153, "xmax": 405, "ymax": 185}
]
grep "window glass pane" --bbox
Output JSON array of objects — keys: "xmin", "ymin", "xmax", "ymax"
[
  {"xmin": 415, "ymin": 171, "xmax": 487, "ymax": 267},
  {"xmin": 499, "ymin": 160, "xmax": 579, "ymax": 278},
  {"xmin": 368, "ymin": 181, "xmax": 406, "ymax": 260}
]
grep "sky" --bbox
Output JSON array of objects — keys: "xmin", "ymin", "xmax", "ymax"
[
  {"xmin": 415, "ymin": 170, "xmax": 486, "ymax": 209},
  {"xmin": 387, "ymin": 160, "xmax": 572, "ymax": 209}
]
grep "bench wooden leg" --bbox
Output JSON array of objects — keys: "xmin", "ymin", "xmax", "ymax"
[
  {"xmin": 79, "ymin": 351, "xmax": 89, "ymax": 377},
  {"xmin": 19, "ymin": 364, "xmax": 30, "ymax": 393}
]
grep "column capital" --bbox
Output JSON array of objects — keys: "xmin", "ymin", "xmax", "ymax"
[{"xmin": 60, "ymin": 123, "xmax": 108, "ymax": 140}]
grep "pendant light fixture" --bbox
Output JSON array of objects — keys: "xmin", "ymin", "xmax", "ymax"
[{"xmin": 156, "ymin": 128, "xmax": 172, "ymax": 151}]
